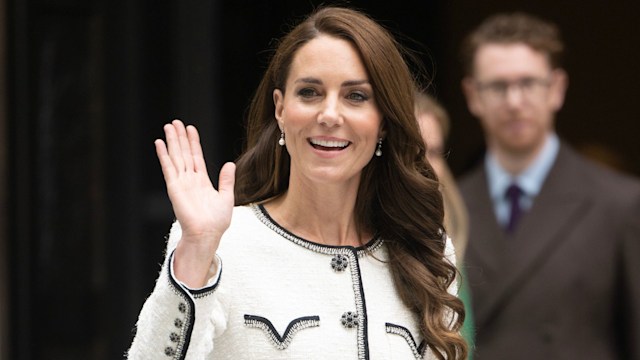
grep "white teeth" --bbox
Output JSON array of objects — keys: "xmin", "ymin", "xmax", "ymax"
[{"xmin": 310, "ymin": 138, "xmax": 349, "ymax": 148}]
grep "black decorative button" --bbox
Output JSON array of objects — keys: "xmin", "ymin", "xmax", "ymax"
[
  {"xmin": 169, "ymin": 332, "xmax": 179, "ymax": 342},
  {"xmin": 178, "ymin": 302, "xmax": 186, "ymax": 313},
  {"xmin": 341, "ymin": 311, "xmax": 359, "ymax": 328},
  {"xmin": 174, "ymin": 319, "xmax": 183, "ymax": 328},
  {"xmin": 331, "ymin": 254, "xmax": 349, "ymax": 272},
  {"xmin": 164, "ymin": 347, "xmax": 176, "ymax": 356}
]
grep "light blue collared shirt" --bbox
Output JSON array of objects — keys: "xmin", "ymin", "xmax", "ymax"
[{"xmin": 485, "ymin": 133, "xmax": 560, "ymax": 227}]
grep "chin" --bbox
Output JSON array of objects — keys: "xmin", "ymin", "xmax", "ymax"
[
  {"xmin": 502, "ymin": 141, "xmax": 540, "ymax": 155},
  {"xmin": 499, "ymin": 132, "xmax": 540, "ymax": 149}
]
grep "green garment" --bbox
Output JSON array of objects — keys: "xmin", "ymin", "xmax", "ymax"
[{"xmin": 459, "ymin": 268, "xmax": 475, "ymax": 360}]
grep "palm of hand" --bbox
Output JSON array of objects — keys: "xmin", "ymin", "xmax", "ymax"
[{"xmin": 155, "ymin": 120, "xmax": 236, "ymax": 250}]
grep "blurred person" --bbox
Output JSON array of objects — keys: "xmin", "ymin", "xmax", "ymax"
[
  {"xmin": 415, "ymin": 91, "xmax": 475, "ymax": 359},
  {"xmin": 459, "ymin": 12, "xmax": 640, "ymax": 359},
  {"xmin": 415, "ymin": 92, "xmax": 468, "ymax": 264},
  {"xmin": 127, "ymin": 7, "xmax": 467, "ymax": 359}
]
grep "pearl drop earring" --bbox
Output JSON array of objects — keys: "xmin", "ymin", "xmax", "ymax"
[
  {"xmin": 278, "ymin": 130, "xmax": 285, "ymax": 146},
  {"xmin": 375, "ymin": 138, "xmax": 383, "ymax": 157}
]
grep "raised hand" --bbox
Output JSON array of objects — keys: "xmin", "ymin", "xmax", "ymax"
[{"xmin": 155, "ymin": 119, "xmax": 236, "ymax": 287}]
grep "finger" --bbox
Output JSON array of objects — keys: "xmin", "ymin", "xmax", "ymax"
[
  {"xmin": 155, "ymin": 139, "xmax": 176, "ymax": 182},
  {"xmin": 164, "ymin": 122, "xmax": 184, "ymax": 172},
  {"xmin": 186, "ymin": 125, "xmax": 208, "ymax": 174},
  {"xmin": 173, "ymin": 119, "xmax": 194, "ymax": 172},
  {"xmin": 218, "ymin": 162, "xmax": 236, "ymax": 205}
]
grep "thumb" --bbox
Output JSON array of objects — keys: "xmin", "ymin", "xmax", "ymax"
[{"xmin": 218, "ymin": 162, "xmax": 236, "ymax": 203}]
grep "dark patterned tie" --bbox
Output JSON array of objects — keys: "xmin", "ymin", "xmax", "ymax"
[{"xmin": 505, "ymin": 183, "xmax": 524, "ymax": 233}]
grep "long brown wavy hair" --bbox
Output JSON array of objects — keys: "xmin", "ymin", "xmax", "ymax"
[{"xmin": 234, "ymin": 6, "xmax": 467, "ymax": 359}]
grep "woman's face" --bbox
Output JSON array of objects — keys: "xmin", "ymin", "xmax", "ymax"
[
  {"xmin": 273, "ymin": 35, "xmax": 383, "ymax": 188},
  {"xmin": 417, "ymin": 112, "xmax": 445, "ymax": 178}
]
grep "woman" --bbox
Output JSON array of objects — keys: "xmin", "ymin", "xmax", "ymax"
[
  {"xmin": 414, "ymin": 91, "xmax": 469, "ymax": 263},
  {"xmin": 415, "ymin": 91, "xmax": 475, "ymax": 358},
  {"xmin": 128, "ymin": 7, "xmax": 466, "ymax": 359}
]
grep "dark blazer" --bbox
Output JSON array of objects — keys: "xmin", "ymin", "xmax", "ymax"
[{"xmin": 460, "ymin": 144, "xmax": 640, "ymax": 360}]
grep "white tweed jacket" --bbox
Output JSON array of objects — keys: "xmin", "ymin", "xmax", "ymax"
[{"xmin": 127, "ymin": 204, "xmax": 456, "ymax": 359}]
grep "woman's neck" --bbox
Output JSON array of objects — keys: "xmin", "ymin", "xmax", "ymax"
[{"xmin": 264, "ymin": 180, "xmax": 368, "ymax": 247}]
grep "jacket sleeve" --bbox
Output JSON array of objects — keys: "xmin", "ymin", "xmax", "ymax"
[{"xmin": 127, "ymin": 222, "xmax": 227, "ymax": 360}]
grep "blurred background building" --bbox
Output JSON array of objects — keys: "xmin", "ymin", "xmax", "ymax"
[{"xmin": 3, "ymin": 0, "xmax": 639, "ymax": 358}]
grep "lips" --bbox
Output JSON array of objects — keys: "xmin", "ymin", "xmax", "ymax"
[{"xmin": 309, "ymin": 138, "xmax": 350, "ymax": 151}]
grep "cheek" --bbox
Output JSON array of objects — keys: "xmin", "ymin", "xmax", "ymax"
[
  {"xmin": 473, "ymin": 102, "xmax": 494, "ymax": 123},
  {"xmin": 282, "ymin": 101, "xmax": 315, "ymax": 126},
  {"xmin": 479, "ymin": 115, "xmax": 499, "ymax": 131},
  {"xmin": 363, "ymin": 121, "xmax": 382, "ymax": 144},
  {"xmin": 358, "ymin": 110, "xmax": 383, "ymax": 135},
  {"xmin": 427, "ymin": 156, "xmax": 444, "ymax": 172}
]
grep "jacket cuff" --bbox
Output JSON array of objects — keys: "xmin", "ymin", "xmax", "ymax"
[{"xmin": 169, "ymin": 251, "xmax": 222, "ymax": 297}]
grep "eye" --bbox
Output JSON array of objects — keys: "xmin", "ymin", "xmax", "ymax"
[
  {"xmin": 519, "ymin": 77, "xmax": 536, "ymax": 89},
  {"xmin": 346, "ymin": 91, "xmax": 369, "ymax": 102},
  {"xmin": 298, "ymin": 87, "xmax": 319, "ymax": 98},
  {"xmin": 488, "ymin": 82, "xmax": 508, "ymax": 94}
]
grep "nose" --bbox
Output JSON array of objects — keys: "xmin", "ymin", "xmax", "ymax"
[
  {"xmin": 317, "ymin": 96, "xmax": 343, "ymax": 127},
  {"xmin": 505, "ymin": 84, "xmax": 525, "ymax": 107}
]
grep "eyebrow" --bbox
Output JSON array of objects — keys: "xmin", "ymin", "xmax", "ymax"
[{"xmin": 294, "ymin": 77, "xmax": 370, "ymax": 87}]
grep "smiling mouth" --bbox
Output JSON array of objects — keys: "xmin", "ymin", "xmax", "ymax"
[{"xmin": 309, "ymin": 138, "xmax": 350, "ymax": 151}]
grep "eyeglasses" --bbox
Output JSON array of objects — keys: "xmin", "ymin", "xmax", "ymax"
[{"xmin": 475, "ymin": 77, "xmax": 551, "ymax": 102}]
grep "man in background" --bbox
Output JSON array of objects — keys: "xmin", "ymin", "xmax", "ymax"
[{"xmin": 459, "ymin": 12, "xmax": 640, "ymax": 359}]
